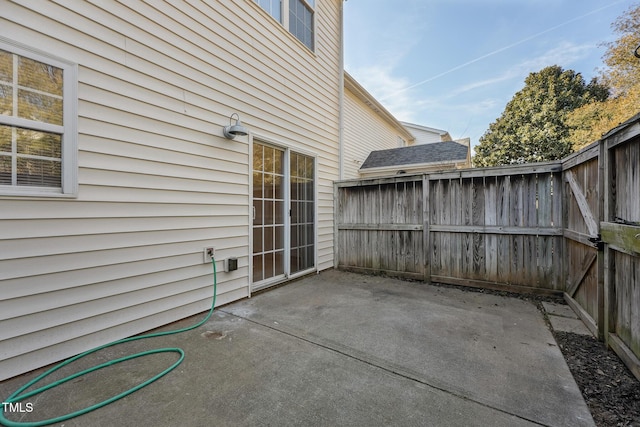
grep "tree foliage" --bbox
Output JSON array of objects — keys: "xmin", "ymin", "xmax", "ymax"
[
  {"xmin": 568, "ymin": 3, "xmax": 640, "ymax": 150},
  {"xmin": 473, "ymin": 66, "xmax": 607, "ymax": 167}
]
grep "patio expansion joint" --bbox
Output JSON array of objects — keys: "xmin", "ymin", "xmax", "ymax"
[{"xmin": 218, "ymin": 309, "xmax": 548, "ymax": 427}]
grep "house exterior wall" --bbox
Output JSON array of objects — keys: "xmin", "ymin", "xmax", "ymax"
[
  {"xmin": 343, "ymin": 86, "xmax": 411, "ymax": 180},
  {"xmin": 401, "ymin": 122, "xmax": 448, "ymax": 145},
  {"xmin": 0, "ymin": 0, "xmax": 342, "ymax": 380}
]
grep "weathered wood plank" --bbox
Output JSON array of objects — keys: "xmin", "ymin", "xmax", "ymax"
[
  {"xmin": 566, "ymin": 170, "xmax": 599, "ymax": 236},
  {"xmin": 601, "ymin": 222, "xmax": 640, "ymax": 255},
  {"xmin": 472, "ymin": 177, "xmax": 486, "ymax": 280},
  {"xmin": 567, "ymin": 250, "xmax": 598, "ymax": 297},
  {"xmin": 429, "ymin": 225, "xmax": 562, "ymax": 235},
  {"xmin": 338, "ymin": 223, "xmax": 423, "ymax": 231},
  {"xmin": 485, "ymin": 176, "xmax": 498, "ymax": 280},
  {"xmin": 431, "ymin": 161, "xmax": 562, "ymax": 180},
  {"xmin": 609, "ymin": 333, "xmax": 640, "ymax": 381},
  {"xmin": 565, "ymin": 293, "xmax": 598, "ymax": 337},
  {"xmin": 422, "ymin": 175, "xmax": 431, "ymax": 283},
  {"xmin": 431, "ymin": 275, "xmax": 563, "ymax": 296},
  {"xmin": 564, "ymin": 228, "xmax": 597, "ymax": 248},
  {"xmin": 562, "ymin": 141, "xmax": 600, "ymax": 170}
]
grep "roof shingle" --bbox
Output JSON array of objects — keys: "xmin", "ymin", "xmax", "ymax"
[{"xmin": 360, "ymin": 141, "xmax": 468, "ymax": 170}]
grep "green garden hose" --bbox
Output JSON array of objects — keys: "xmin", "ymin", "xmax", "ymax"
[{"xmin": 1, "ymin": 258, "xmax": 218, "ymax": 427}]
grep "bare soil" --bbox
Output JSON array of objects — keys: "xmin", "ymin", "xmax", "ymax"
[{"xmin": 554, "ymin": 331, "xmax": 640, "ymax": 427}]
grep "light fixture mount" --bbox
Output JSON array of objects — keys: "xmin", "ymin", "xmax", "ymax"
[{"xmin": 223, "ymin": 113, "xmax": 249, "ymax": 139}]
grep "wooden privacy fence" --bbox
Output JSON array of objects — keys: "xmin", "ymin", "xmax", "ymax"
[
  {"xmin": 334, "ymin": 114, "xmax": 640, "ymax": 379},
  {"xmin": 334, "ymin": 163, "xmax": 564, "ymax": 293}
]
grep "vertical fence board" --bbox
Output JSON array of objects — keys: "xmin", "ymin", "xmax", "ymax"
[{"xmin": 472, "ymin": 177, "xmax": 486, "ymax": 280}]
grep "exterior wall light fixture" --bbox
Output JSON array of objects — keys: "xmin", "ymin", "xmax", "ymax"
[{"xmin": 223, "ymin": 113, "xmax": 249, "ymax": 139}]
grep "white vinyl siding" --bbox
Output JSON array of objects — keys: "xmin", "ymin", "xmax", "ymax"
[
  {"xmin": 343, "ymin": 88, "xmax": 405, "ymax": 179},
  {"xmin": 401, "ymin": 122, "xmax": 446, "ymax": 145},
  {"xmin": 0, "ymin": 0, "xmax": 341, "ymax": 380}
]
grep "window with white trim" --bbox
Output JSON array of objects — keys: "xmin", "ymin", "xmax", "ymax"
[
  {"xmin": 0, "ymin": 40, "xmax": 77, "ymax": 196},
  {"xmin": 254, "ymin": 0, "xmax": 315, "ymax": 50}
]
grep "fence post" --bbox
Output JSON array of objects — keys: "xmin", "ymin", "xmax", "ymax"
[
  {"xmin": 422, "ymin": 174, "xmax": 431, "ymax": 284},
  {"xmin": 333, "ymin": 181, "xmax": 339, "ymax": 269},
  {"xmin": 596, "ymin": 138, "xmax": 606, "ymax": 341}
]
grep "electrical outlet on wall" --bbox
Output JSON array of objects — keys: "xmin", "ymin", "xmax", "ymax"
[{"xmin": 203, "ymin": 247, "xmax": 215, "ymax": 263}]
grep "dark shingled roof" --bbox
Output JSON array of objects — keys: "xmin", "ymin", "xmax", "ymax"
[{"xmin": 360, "ymin": 141, "xmax": 469, "ymax": 170}]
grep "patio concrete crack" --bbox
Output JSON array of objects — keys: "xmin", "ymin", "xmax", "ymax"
[{"xmin": 219, "ymin": 309, "xmax": 549, "ymax": 427}]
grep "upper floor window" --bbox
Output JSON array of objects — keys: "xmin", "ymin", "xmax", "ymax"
[
  {"xmin": 255, "ymin": 0, "xmax": 315, "ymax": 50},
  {"xmin": 0, "ymin": 39, "xmax": 77, "ymax": 196}
]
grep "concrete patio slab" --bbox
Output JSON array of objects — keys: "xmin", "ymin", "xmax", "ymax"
[
  {"xmin": 541, "ymin": 302, "xmax": 579, "ymax": 319},
  {"xmin": 542, "ymin": 302, "xmax": 592, "ymax": 336},
  {"xmin": 1, "ymin": 270, "xmax": 594, "ymax": 427}
]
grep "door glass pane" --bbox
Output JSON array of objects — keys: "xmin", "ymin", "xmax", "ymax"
[
  {"xmin": 253, "ymin": 255, "xmax": 263, "ymax": 282},
  {"xmin": 290, "ymin": 153, "xmax": 315, "ymax": 274},
  {"xmin": 252, "ymin": 142, "xmax": 285, "ymax": 284}
]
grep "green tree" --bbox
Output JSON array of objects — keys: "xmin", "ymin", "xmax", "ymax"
[
  {"xmin": 568, "ymin": 3, "xmax": 640, "ymax": 150},
  {"xmin": 474, "ymin": 65, "xmax": 607, "ymax": 167}
]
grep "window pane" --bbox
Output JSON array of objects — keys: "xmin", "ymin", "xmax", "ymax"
[
  {"xmin": 253, "ymin": 227, "xmax": 263, "ymax": 254},
  {"xmin": 264, "ymin": 226, "xmax": 274, "ymax": 251},
  {"xmin": 253, "ymin": 172, "xmax": 263, "ymax": 198},
  {"xmin": 274, "ymin": 250, "xmax": 284, "ymax": 276},
  {"xmin": 256, "ymin": 0, "xmax": 281, "ymax": 22},
  {"xmin": 275, "ymin": 225, "xmax": 284, "ymax": 249},
  {"xmin": 0, "ymin": 124, "xmax": 11, "ymax": 152},
  {"xmin": 264, "ymin": 252, "xmax": 274, "ymax": 278},
  {"xmin": 305, "ymin": 156, "xmax": 314, "ymax": 179},
  {"xmin": 264, "ymin": 146, "xmax": 274, "ymax": 173},
  {"xmin": 253, "ymin": 143, "xmax": 264, "ymax": 172},
  {"xmin": 253, "ymin": 254, "xmax": 264, "ymax": 282},
  {"xmin": 17, "ymin": 129, "xmax": 61, "ymax": 158},
  {"xmin": 16, "ymin": 157, "xmax": 61, "ymax": 187},
  {"xmin": 274, "ymin": 174, "xmax": 283, "ymax": 199},
  {"xmin": 0, "ymin": 84, "xmax": 11, "ymax": 115},
  {"xmin": 289, "ymin": 0, "xmax": 313, "ymax": 50},
  {"xmin": 275, "ymin": 200, "xmax": 284, "ymax": 224},
  {"xmin": 0, "ymin": 50, "xmax": 12, "ymax": 82},
  {"xmin": 18, "ymin": 56, "xmax": 63, "ymax": 96},
  {"xmin": 264, "ymin": 200, "xmax": 274, "ymax": 225},
  {"xmin": 274, "ymin": 148, "xmax": 283, "ymax": 174},
  {"xmin": 18, "ymin": 89, "xmax": 63, "ymax": 125},
  {"xmin": 0, "ymin": 155, "xmax": 10, "ymax": 185}
]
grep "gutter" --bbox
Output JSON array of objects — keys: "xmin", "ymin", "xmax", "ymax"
[{"xmin": 338, "ymin": 0, "xmax": 345, "ymax": 180}]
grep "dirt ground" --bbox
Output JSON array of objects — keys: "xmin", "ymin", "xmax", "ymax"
[{"xmin": 554, "ymin": 331, "xmax": 640, "ymax": 427}]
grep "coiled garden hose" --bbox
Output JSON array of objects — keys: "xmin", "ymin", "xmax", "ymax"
[{"xmin": 1, "ymin": 257, "xmax": 218, "ymax": 427}]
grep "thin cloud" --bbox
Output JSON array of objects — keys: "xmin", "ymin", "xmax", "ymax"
[
  {"xmin": 380, "ymin": 0, "xmax": 627, "ymax": 100},
  {"xmin": 447, "ymin": 41, "xmax": 594, "ymax": 98},
  {"xmin": 349, "ymin": 65, "xmax": 419, "ymax": 122}
]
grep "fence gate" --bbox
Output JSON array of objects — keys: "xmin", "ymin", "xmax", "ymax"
[
  {"xmin": 601, "ymin": 120, "xmax": 640, "ymax": 379},
  {"xmin": 561, "ymin": 144, "xmax": 603, "ymax": 339}
]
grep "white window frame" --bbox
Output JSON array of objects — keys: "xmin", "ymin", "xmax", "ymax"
[
  {"xmin": 253, "ymin": 0, "xmax": 316, "ymax": 51},
  {"xmin": 0, "ymin": 37, "xmax": 78, "ymax": 197}
]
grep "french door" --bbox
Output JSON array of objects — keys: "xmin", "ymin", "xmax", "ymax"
[{"xmin": 252, "ymin": 142, "xmax": 315, "ymax": 289}]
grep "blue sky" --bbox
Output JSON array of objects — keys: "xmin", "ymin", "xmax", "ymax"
[{"xmin": 343, "ymin": 0, "xmax": 635, "ymax": 153}]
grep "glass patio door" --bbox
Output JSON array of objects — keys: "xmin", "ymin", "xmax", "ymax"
[
  {"xmin": 289, "ymin": 152, "xmax": 315, "ymax": 274},
  {"xmin": 252, "ymin": 142, "xmax": 315, "ymax": 288},
  {"xmin": 252, "ymin": 143, "xmax": 285, "ymax": 284}
]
